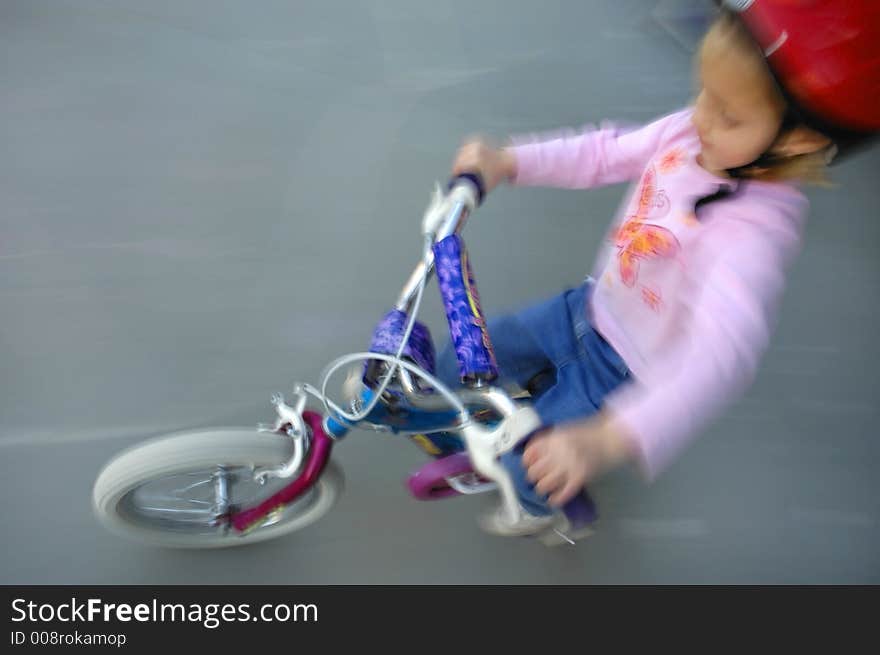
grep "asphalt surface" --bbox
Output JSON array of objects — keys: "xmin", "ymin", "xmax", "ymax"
[{"xmin": 2, "ymin": 0, "xmax": 878, "ymax": 583}]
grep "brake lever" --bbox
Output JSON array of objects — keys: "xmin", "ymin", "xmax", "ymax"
[
  {"xmin": 460, "ymin": 404, "xmax": 543, "ymax": 525},
  {"xmin": 253, "ymin": 386, "xmax": 310, "ymax": 483}
]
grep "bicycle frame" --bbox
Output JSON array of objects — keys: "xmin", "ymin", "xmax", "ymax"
[{"xmin": 226, "ymin": 175, "xmax": 582, "ymax": 537}]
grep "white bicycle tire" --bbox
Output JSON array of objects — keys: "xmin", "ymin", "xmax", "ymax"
[{"xmin": 92, "ymin": 428, "xmax": 344, "ymax": 549}]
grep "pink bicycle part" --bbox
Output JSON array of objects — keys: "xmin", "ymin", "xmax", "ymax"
[
  {"xmin": 406, "ymin": 451, "xmax": 484, "ymax": 500},
  {"xmin": 230, "ymin": 411, "xmax": 334, "ymax": 532}
]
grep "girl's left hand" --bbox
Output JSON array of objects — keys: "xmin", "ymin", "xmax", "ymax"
[{"xmin": 522, "ymin": 412, "xmax": 636, "ymax": 507}]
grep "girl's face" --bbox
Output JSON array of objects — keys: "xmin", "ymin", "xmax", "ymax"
[{"xmin": 691, "ymin": 26, "xmax": 786, "ymax": 176}]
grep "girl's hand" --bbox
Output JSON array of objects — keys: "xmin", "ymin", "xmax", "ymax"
[
  {"xmin": 451, "ymin": 139, "xmax": 517, "ymax": 194},
  {"xmin": 522, "ymin": 411, "xmax": 636, "ymax": 507}
]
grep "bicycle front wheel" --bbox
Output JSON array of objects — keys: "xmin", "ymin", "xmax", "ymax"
[{"xmin": 92, "ymin": 428, "xmax": 343, "ymax": 548}]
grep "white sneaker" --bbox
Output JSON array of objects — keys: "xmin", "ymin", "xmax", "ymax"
[
  {"xmin": 478, "ymin": 504, "xmax": 596, "ymax": 544},
  {"xmin": 478, "ymin": 504, "xmax": 556, "ymax": 537}
]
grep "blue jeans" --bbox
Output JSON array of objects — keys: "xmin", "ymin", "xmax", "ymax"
[{"xmin": 435, "ymin": 280, "xmax": 631, "ymax": 516}]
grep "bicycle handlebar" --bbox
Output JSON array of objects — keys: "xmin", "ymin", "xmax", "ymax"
[
  {"xmin": 398, "ymin": 174, "xmax": 483, "ymax": 313},
  {"xmin": 447, "ymin": 172, "xmax": 485, "ymax": 206}
]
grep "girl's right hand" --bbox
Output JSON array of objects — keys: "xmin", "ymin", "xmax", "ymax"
[{"xmin": 451, "ymin": 139, "xmax": 518, "ymax": 194}]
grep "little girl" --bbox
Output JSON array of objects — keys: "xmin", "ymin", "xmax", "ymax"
[{"xmin": 439, "ymin": 1, "xmax": 879, "ymax": 536}]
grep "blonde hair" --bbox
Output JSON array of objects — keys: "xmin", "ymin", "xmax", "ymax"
[{"xmin": 701, "ymin": 11, "xmax": 833, "ymax": 186}]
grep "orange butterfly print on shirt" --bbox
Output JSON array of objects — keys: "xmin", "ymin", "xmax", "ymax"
[
  {"xmin": 641, "ymin": 286, "xmax": 663, "ymax": 312},
  {"xmin": 614, "ymin": 166, "xmax": 680, "ymax": 288},
  {"xmin": 658, "ymin": 147, "xmax": 686, "ymax": 173}
]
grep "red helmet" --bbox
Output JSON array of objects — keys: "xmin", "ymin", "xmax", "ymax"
[{"xmin": 724, "ymin": 0, "xmax": 880, "ymax": 139}]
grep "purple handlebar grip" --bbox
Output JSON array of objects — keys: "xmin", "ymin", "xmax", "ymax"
[
  {"xmin": 433, "ymin": 234, "xmax": 498, "ymax": 382},
  {"xmin": 366, "ymin": 310, "xmax": 436, "ymax": 383}
]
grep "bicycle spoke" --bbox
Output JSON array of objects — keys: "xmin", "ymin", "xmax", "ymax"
[{"xmin": 170, "ymin": 478, "xmax": 214, "ymax": 495}]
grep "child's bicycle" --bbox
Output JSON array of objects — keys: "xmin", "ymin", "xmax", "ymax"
[{"xmin": 91, "ymin": 174, "xmax": 598, "ymax": 548}]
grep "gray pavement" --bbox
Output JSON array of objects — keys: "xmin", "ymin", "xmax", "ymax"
[{"xmin": 2, "ymin": 0, "xmax": 878, "ymax": 583}]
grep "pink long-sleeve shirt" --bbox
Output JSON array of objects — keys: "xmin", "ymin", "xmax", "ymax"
[{"xmin": 510, "ymin": 108, "xmax": 807, "ymax": 479}]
